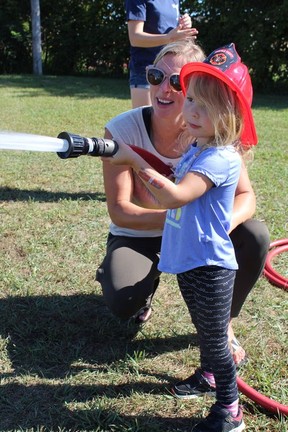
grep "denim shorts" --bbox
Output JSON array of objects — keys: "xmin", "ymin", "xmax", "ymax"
[{"xmin": 129, "ymin": 70, "xmax": 150, "ymax": 89}]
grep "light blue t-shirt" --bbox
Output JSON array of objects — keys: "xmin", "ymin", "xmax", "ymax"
[{"xmin": 158, "ymin": 144, "xmax": 241, "ymax": 274}]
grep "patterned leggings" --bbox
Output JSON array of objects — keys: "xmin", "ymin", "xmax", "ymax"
[{"xmin": 177, "ymin": 266, "xmax": 238, "ymax": 405}]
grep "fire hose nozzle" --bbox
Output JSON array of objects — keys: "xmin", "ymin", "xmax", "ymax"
[
  {"xmin": 57, "ymin": 132, "xmax": 90, "ymax": 159},
  {"xmin": 57, "ymin": 131, "xmax": 119, "ymax": 159}
]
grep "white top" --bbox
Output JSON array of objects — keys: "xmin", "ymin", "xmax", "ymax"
[{"xmin": 105, "ymin": 107, "xmax": 181, "ymax": 237}]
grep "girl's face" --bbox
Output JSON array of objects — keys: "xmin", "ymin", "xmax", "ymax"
[
  {"xmin": 182, "ymin": 79, "xmax": 215, "ymax": 145},
  {"xmin": 150, "ymin": 54, "xmax": 185, "ymax": 122}
]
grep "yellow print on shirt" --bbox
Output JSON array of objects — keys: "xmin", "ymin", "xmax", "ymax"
[{"xmin": 166, "ymin": 207, "xmax": 182, "ymax": 229}]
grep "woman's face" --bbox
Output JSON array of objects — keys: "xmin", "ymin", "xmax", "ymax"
[{"xmin": 150, "ymin": 54, "xmax": 186, "ymax": 121}]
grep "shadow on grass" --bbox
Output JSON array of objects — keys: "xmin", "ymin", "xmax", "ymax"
[
  {"xmin": 1, "ymin": 76, "xmax": 288, "ymax": 108},
  {"xmin": 0, "ymin": 187, "xmax": 106, "ymax": 202},
  {"xmin": 253, "ymin": 94, "xmax": 288, "ymax": 110},
  {"xmin": 0, "ymin": 381, "xmax": 200, "ymax": 431},
  {"xmin": 0, "ymin": 75, "xmax": 130, "ymax": 101},
  {"xmin": 0, "ymin": 293, "xmax": 199, "ymax": 430},
  {"xmin": 0, "ymin": 294, "xmax": 197, "ymax": 379}
]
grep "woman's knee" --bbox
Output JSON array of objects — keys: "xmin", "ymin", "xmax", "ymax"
[
  {"xmin": 105, "ymin": 291, "xmax": 135, "ymax": 320},
  {"xmin": 96, "ymin": 270, "xmax": 134, "ymax": 319},
  {"xmin": 244, "ymin": 219, "xmax": 270, "ymax": 250},
  {"xmin": 231, "ymin": 219, "xmax": 270, "ymax": 258}
]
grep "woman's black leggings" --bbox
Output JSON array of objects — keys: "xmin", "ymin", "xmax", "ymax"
[{"xmin": 96, "ymin": 219, "xmax": 270, "ymax": 320}]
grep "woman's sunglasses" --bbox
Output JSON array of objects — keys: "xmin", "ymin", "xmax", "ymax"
[{"xmin": 146, "ymin": 66, "xmax": 182, "ymax": 92}]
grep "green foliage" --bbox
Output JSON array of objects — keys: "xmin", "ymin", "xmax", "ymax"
[
  {"xmin": 0, "ymin": 1, "xmax": 287, "ymax": 87},
  {"xmin": 181, "ymin": 0, "xmax": 288, "ymax": 91},
  {"xmin": 37, "ymin": 0, "xmax": 129, "ymax": 76},
  {"xmin": 0, "ymin": 0, "xmax": 32, "ymax": 73}
]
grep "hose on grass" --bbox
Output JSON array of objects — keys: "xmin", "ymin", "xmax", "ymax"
[
  {"xmin": 237, "ymin": 238, "xmax": 288, "ymax": 417},
  {"xmin": 237, "ymin": 377, "xmax": 288, "ymax": 417},
  {"xmin": 263, "ymin": 238, "xmax": 288, "ymax": 290}
]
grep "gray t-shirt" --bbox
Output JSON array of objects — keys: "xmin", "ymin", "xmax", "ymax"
[{"xmin": 105, "ymin": 107, "xmax": 181, "ymax": 237}]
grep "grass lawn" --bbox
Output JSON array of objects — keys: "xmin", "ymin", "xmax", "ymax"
[{"xmin": 0, "ymin": 75, "xmax": 287, "ymax": 431}]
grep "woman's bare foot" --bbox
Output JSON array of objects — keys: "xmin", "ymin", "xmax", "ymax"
[
  {"xmin": 228, "ymin": 322, "xmax": 247, "ymax": 366},
  {"xmin": 134, "ymin": 307, "xmax": 152, "ymax": 324}
]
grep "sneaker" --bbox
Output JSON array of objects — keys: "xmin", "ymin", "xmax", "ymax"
[
  {"xmin": 171, "ymin": 368, "xmax": 216, "ymax": 399},
  {"xmin": 193, "ymin": 403, "xmax": 245, "ymax": 432}
]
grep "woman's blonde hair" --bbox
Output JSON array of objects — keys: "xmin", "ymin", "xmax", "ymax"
[{"xmin": 153, "ymin": 39, "xmax": 205, "ymax": 66}]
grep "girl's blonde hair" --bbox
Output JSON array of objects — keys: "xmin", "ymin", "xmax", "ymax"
[
  {"xmin": 188, "ymin": 72, "xmax": 243, "ymax": 148},
  {"xmin": 184, "ymin": 72, "xmax": 253, "ymax": 160}
]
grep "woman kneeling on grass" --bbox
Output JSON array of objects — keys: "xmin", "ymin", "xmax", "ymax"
[
  {"xmin": 97, "ymin": 39, "xmax": 270, "ymax": 368},
  {"xmin": 106, "ymin": 43, "xmax": 253, "ymax": 431}
]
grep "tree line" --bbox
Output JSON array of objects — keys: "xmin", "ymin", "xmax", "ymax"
[{"xmin": 0, "ymin": 0, "xmax": 287, "ymax": 92}]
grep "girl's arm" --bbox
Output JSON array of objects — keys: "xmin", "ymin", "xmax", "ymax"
[{"xmin": 109, "ymin": 142, "xmax": 213, "ymax": 209}]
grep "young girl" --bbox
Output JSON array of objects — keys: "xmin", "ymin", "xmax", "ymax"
[{"xmin": 108, "ymin": 43, "xmax": 257, "ymax": 432}]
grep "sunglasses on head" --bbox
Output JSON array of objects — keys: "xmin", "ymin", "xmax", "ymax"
[{"xmin": 146, "ymin": 66, "xmax": 182, "ymax": 92}]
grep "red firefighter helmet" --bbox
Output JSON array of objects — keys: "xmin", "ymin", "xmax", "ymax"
[{"xmin": 180, "ymin": 43, "xmax": 257, "ymax": 146}]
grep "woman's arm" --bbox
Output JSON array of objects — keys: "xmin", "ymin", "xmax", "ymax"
[
  {"xmin": 127, "ymin": 18, "xmax": 198, "ymax": 48},
  {"xmin": 102, "ymin": 129, "xmax": 167, "ymax": 230},
  {"xmin": 230, "ymin": 161, "xmax": 256, "ymax": 232},
  {"xmin": 109, "ymin": 141, "xmax": 213, "ymax": 209}
]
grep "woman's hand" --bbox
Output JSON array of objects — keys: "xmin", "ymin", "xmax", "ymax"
[
  {"xmin": 179, "ymin": 13, "xmax": 192, "ymax": 29},
  {"xmin": 168, "ymin": 25, "xmax": 198, "ymax": 42},
  {"xmin": 127, "ymin": 16, "xmax": 198, "ymax": 48},
  {"xmin": 104, "ymin": 142, "xmax": 137, "ymax": 167}
]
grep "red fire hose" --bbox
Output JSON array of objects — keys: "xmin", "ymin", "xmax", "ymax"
[
  {"xmin": 237, "ymin": 239, "xmax": 288, "ymax": 417},
  {"xmin": 263, "ymin": 238, "xmax": 288, "ymax": 290},
  {"xmin": 237, "ymin": 377, "xmax": 288, "ymax": 417}
]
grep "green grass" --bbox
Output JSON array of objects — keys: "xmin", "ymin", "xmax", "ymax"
[{"xmin": 0, "ymin": 75, "xmax": 287, "ymax": 432}]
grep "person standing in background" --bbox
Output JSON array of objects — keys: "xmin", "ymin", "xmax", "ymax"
[{"xmin": 125, "ymin": 0, "xmax": 198, "ymax": 108}]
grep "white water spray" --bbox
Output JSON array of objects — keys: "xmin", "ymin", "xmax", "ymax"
[
  {"xmin": 0, "ymin": 131, "xmax": 119, "ymax": 159},
  {"xmin": 0, "ymin": 131, "xmax": 69, "ymax": 153}
]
